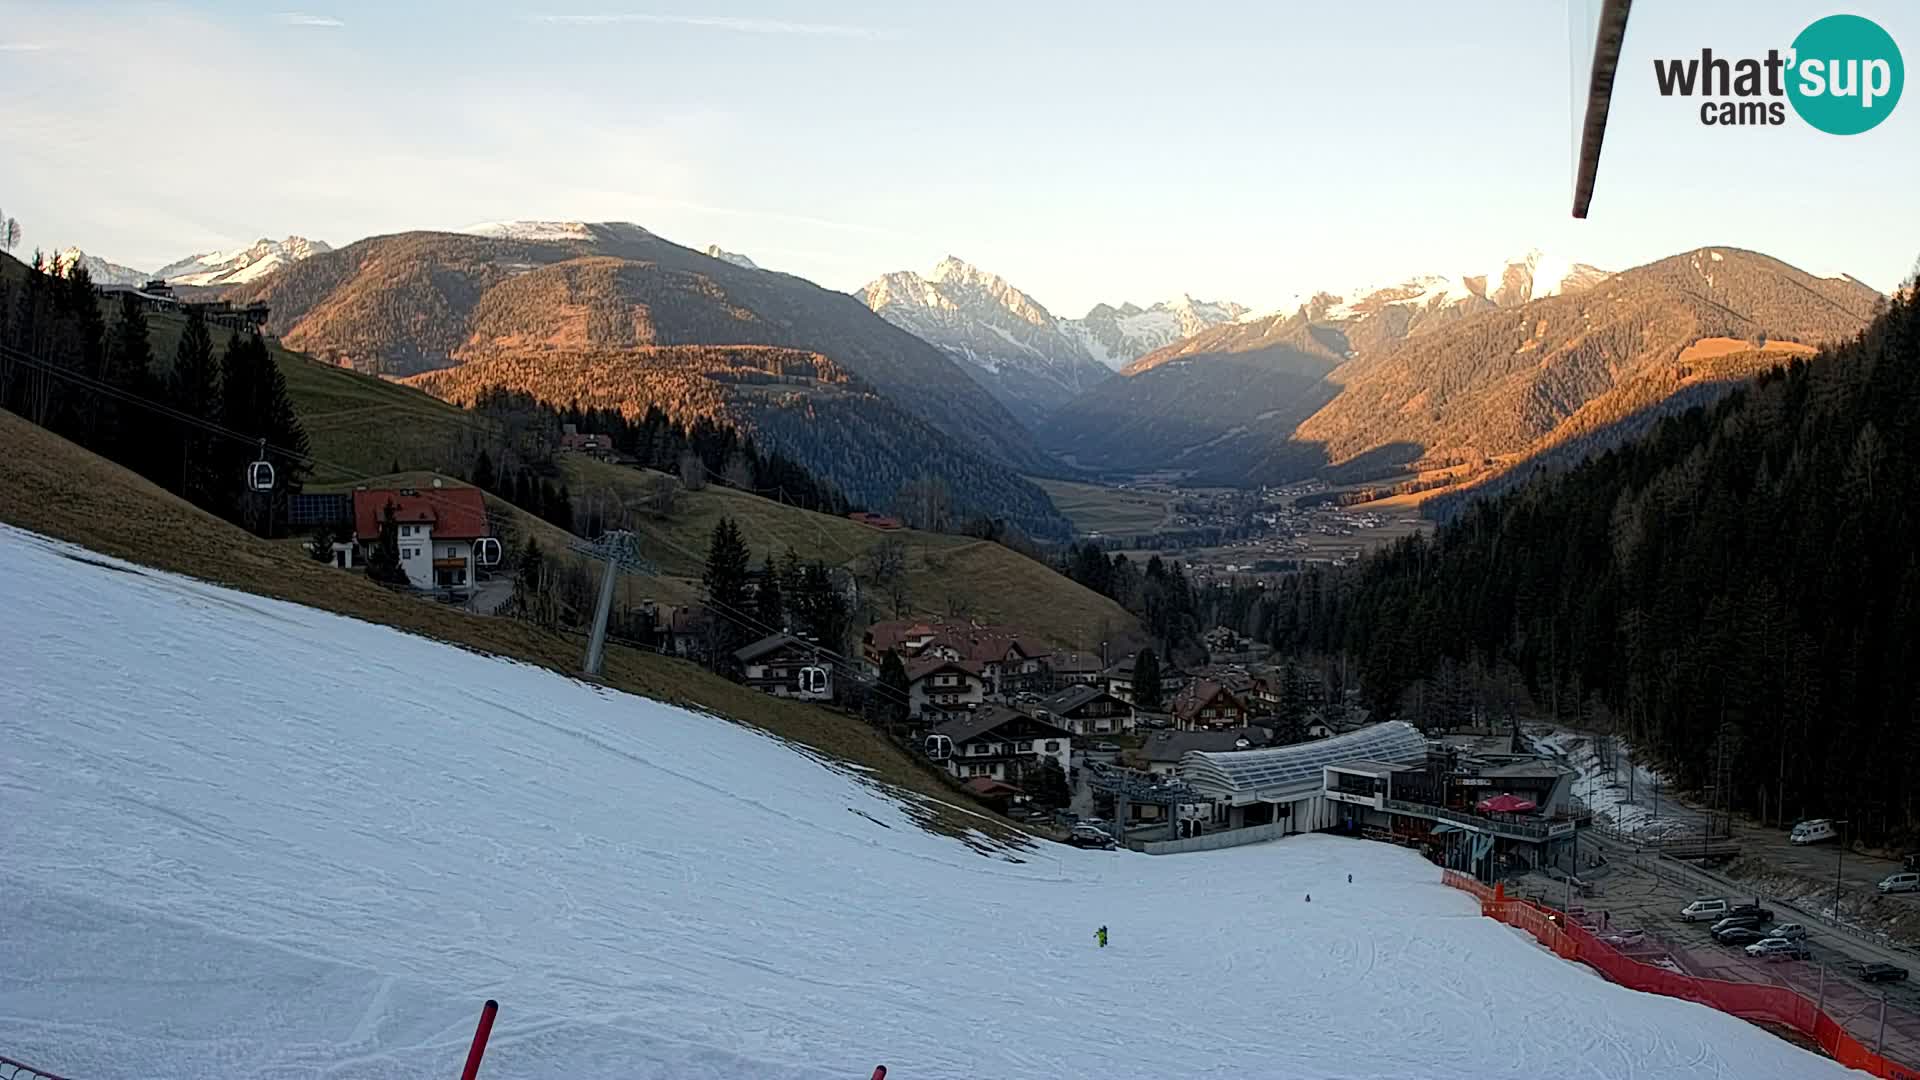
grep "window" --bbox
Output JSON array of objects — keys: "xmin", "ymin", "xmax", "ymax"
[
  {"xmin": 1044, "ymin": 740, "xmax": 1060, "ymax": 752},
  {"xmin": 1019, "ymin": 740, "xmax": 1033, "ymax": 752}
]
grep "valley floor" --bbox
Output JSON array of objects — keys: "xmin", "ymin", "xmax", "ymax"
[{"xmin": 0, "ymin": 524, "xmax": 1856, "ymax": 1079}]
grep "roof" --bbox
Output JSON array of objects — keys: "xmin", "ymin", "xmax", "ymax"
[
  {"xmin": 733, "ymin": 633, "xmax": 809, "ymax": 664},
  {"xmin": 931, "ymin": 704, "xmax": 1072, "ymax": 747},
  {"xmin": 1326, "ymin": 758, "xmax": 1422, "ymax": 775},
  {"xmin": 1478, "ymin": 760, "xmax": 1571, "ymax": 781},
  {"xmin": 1050, "ymin": 651, "xmax": 1104, "ymax": 675},
  {"xmin": 866, "ymin": 618, "xmax": 1045, "ymax": 666},
  {"xmin": 1040, "ymin": 685, "xmax": 1121, "ymax": 715},
  {"xmin": 906, "ymin": 657, "xmax": 982, "ymax": 683},
  {"xmin": 1173, "ymin": 679, "xmax": 1245, "ymax": 720},
  {"xmin": 964, "ymin": 777, "xmax": 1023, "ymax": 798},
  {"xmin": 351, "ymin": 486, "xmax": 489, "ymax": 542},
  {"xmin": 1141, "ymin": 727, "xmax": 1271, "ymax": 763},
  {"xmin": 1181, "ymin": 721, "xmax": 1430, "ymax": 800}
]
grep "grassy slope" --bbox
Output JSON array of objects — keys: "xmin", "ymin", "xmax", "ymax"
[
  {"xmin": 140, "ymin": 310, "xmax": 482, "ymax": 485},
  {"xmin": 0, "ymin": 410, "xmax": 1018, "ymax": 846},
  {"xmin": 1029, "ymin": 477, "xmax": 1172, "ymax": 537},
  {"xmin": 557, "ymin": 455, "xmax": 1140, "ymax": 652}
]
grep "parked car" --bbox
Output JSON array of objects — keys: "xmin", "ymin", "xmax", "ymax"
[
  {"xmin": 1858, "ymin": 962, "xmax": 1910, "ymax": 984},
  {"xmin": 1095, "ymin": 742, "xmax": 1122, "ymax": 753},
  {"xmin": 1727, "ymin": 904, "xmax": 1773, "ymax": 922},
  {"xmin": 1600, "ymin": 929, "xmax": 1646, "ymax": 947},
  {"xmin": 1745, "ymin": 938, "xmax": 1812, "ymax": 961},
  {"xmin": 1709, "ymin": 914, "xmax": 1768, "ymax": 935},
  {"xmin": 1767, "ymin": 923, "xmax": 1809, "ymax": 941},
  {"xmin": 1791, "ymin": 819, "xmax": 1838, "ymax": 845},
  {"xmin": 1680, "ymin": 898, "xmax": 1728, "ymax": 922},
  {"xmin": 1067, "ymin": 825, "xmax": 1117, "ymax": 850},
  {"xmin": 1713, "ymin": 926, "xmax": 1769, "ymax": 947},
  {"xmin": 1879, "ymin": 872, "xmax": 1920, "ymax": 894}
]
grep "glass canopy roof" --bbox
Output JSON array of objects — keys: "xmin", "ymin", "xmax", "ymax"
[{"xmin": 1181, "ymin": 721, "xmax": 1429, "ymax": 796}]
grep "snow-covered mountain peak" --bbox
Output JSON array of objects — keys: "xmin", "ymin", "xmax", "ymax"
[
  {"xmin": 154, "ymin": 236, "xmax": 331, "ymax": 287},
  {"xmin": 51, "ymin": 248, "xmax": 148, "ymax": 286},
  {"xmin": 461, "ymin": 220, "xmax": 594, "ymax": 242}
]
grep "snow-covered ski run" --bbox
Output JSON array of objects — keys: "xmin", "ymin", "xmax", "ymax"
[{"xmin": 0, "ymin": 524, "xmax": 1855, "ymax": 1079}]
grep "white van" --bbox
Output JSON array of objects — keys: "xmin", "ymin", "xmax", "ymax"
[
  {"xmin": 1680, "ymin": 898, "xmax": 1728, "ymax": 922},
  {"xmin": 1791, "ymin": 819, "xmax": 1837, "ymax": 845},
  {"xmin": 1879, "ymin": 873, "xmax": 1920, "ymax": 894}
]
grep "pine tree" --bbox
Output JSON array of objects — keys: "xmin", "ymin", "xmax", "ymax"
[
  {"xmin": 365, "ymin": 502, "xmax": 411, "ymax": 587},
  {"xmin": 755, "ymin": 552, "xmax": 785, "ymax": 633},
  {"xmin": 101, "ymin": 291, "xmax": 153, "ymax": 466},
  {"xmin": 1025, "ymin": 757, "xmax": 1072, "ymax": 810},
  {"xmin": 166, "ymin": 307, "xmax": 220, "ymax": 507},
  {"xmin": 1134, "ymin": 648, "xmax": 1163, "ymax": 710},
  {"xmin": 472, "ymin": 448, "xmax": 496, "ymax": 492},
  {"xmin": 875, "ymin": 648, "xmax": 911, "ymax": 728},
  {"xmin": 795, "ymin": 561, "xmax": 852, "ymax": 653},
  {"xmin": 1276, "ymin": 660, "xmax": 1309, "ymax": 744},
  {"xmin": 703, "ymin": 516, "xmax": 752, "ymax": 661}
]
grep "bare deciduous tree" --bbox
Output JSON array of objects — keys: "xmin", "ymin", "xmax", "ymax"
[
  {"xmin": 678, "ymin": 451, "xmax": 708, "ymax": 491},
  {"xmin": 651, "ymin": 473, "xmax": 679, "ymax": 517}
]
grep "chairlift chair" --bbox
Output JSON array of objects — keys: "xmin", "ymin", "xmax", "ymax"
[
  {"xmin": 474, "ymin": 537, "xmax": 503, "ymax": 568},
  {"xmin": 925, "ymin": 733, "xmax": 954, "ymax": 762},
  {"xmin": 246, "ymin": 439, "xmax": 275, "ymax": 492}
]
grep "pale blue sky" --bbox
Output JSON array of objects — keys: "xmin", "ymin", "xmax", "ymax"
[{"xmin": 2, "ymin": 0, "xmax": 1914, "ymax": 313}]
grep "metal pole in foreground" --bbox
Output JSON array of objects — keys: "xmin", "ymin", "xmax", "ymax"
[
  {"xmin": 1879, "ymin": 993, "xmax": 1889, "ymax": 1055},
  {"xmin": 459, "ymin": 999, "xmax": 499, "ymax": 1080},
  {"xmin": 1835, "ymin": 819, "xmax": 1851, "ymax": 920},
  {"xmin": 1817, "ymin": 961, "xmax": 1826, "ymax": 1015},
  {"xmin": 583, "ymin": 547, "xmax": 619, "ymax": 677}
]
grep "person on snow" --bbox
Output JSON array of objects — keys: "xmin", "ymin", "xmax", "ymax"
[
  {"xmin": 1305, "ymin": 894, "xmax": 1311, "ymax": 903},
  {"xmin": 1347, "ymin": 873, "xmax": 1353, "ymax": 883},
  {"xmin": 1096, "ymin": 925, "xmax": 1108, "ymax": 948}
]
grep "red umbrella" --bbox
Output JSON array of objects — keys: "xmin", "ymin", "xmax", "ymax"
[{"xmin": 1477, "ymin": 793, "xmax": 1537, "ymax": 814}]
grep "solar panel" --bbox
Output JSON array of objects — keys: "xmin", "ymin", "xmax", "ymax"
[{"xmin": 288, "ymin": 493, "xmax": 353, "ymax": 528}]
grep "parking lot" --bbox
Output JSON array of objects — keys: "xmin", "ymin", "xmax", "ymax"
[{"xmin": 1515, "ymin": 845, "xmax": 1920, "ymax": 1067}]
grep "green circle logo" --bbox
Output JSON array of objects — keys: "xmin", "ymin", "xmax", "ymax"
[{"xmin": 1787, "ymin": 14, "xmax": 1903, "ymax": 135}]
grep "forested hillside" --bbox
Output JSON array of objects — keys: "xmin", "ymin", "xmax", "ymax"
[
  {"xmin": 226, "ymin": 225, "xmax": 1062, "ymax": 480},
  {"xmin": 1264, "ymin": 275, "xmax": 1920, "ymax": 841},
  {"xmin": 1046, "ymin": 248, "xmax": 1877, "ymax": 488},
  {"xmin": 406, "ymin": 346, "xmax": 1071, "ymax": 540}
]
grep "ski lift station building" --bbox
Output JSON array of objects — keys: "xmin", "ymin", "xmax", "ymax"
[
  {"xmin": 1176, "ymin": 721, "xmax": 1579, "ymax": 876},
  {"xmin": 1180, "ymin": 721, "xmax": 1431, "ymax": 833}
]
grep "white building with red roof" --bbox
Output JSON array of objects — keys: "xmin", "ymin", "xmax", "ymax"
[{"xmin": 350, "ymin": 483, "xmax": 490, "ymax": 593}]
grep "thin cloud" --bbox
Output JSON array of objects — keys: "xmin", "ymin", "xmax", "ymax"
[
  {"xmin": 275, "ymin": 13, "xmax": 345, "ymax": 28},
  {"xmin": 0, "ymin": 42, "xmax": 52, "ymax": 51},
  {"xmin": 528, "ymin": 13, "xmax": 898, "ymax": 40}
]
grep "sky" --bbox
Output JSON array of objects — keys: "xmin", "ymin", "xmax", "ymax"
[{"xmin": 1, "ymin": 0, "xmax": 1915, "ymax": 314}]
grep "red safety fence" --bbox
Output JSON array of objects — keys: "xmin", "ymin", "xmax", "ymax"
[{"xmin": 1441, "ymin": 871, "xmax": 1920, "ymax": 1079}]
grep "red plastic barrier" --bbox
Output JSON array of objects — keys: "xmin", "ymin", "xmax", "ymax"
[{"xmin": 1443, "ymin": 874, "xmax": 1920, "ymax": 1079}]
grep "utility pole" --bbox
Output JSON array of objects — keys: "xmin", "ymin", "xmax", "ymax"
[
  {"xmin": 569, "ymin": 530, "xmax": 657, "ymax": 678},
  {"xmin": 1835, "ymin": 818, "xmax": 1851, "ymax": 921}
]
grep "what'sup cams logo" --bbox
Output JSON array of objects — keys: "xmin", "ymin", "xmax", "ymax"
[{"xmin": 1653, "ymin": 14, "xmax": 1903, "ymax": 133}]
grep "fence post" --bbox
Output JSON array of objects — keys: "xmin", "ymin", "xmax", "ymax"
[
  {"xmin": 1816, "ymin": 962, "xmax": 1826, "ymax": 1015},
  {"xmin": 1880, "ymin": 993, "xmax": 1889, "ymax": 1056},
  {"xmin": 460, "ymin": 999, "xmax": 499, "ymax": 1080}
]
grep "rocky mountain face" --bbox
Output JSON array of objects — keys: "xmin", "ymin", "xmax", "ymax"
[
  {"xmin": 1049, "ymin": 248, "xmax": 1880, "ymax": 487},
  {"xmin": 1062, "ymin": 295, "xmax": 1250, "ymax": 371},
  {"xmin": 154, "ymin": 237, "xmax": 331, "ymax": 287},
  {"xmin": 225, "ymin": 223, "xmax": 1071, "ymax": 537},
  {"xmin": 857, "ymin": 257, "xmax": 1114, "ymax": 433},
  {"xmin": 51, "ymin": 248, "xmax": 147, "ymax": 287},
  {"xmin": 704, "ymin": 245, "xmax": 760, "ymax": 271}
]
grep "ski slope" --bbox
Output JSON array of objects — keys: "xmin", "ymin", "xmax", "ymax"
[{"xmin": 0, "ymin": 524, "xmax": 1857, "ymax": 1080}]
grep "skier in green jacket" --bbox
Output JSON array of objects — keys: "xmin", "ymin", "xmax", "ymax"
[{"xmin": 1096, "ymin": 925, "xmax": 1108, "ymax": 948}]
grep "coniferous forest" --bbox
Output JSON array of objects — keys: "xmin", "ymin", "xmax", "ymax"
[{"xmin": 1262, "ymin": 273, "xmax": 1920, "ymax": 842}]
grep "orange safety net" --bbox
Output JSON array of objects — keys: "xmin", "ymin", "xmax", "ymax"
[{"xmin": 1440, "ymin": 871, "xmax": 1920, "ymax": 1079}]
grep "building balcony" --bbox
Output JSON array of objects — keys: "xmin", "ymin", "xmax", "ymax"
[{"xmin": 1381, "ymin": 798, "xmax": 1568, "ymax": 842}]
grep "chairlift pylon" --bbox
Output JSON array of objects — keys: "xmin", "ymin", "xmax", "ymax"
[
  {"xmin": 924, "ymin": 733, "xmax": 953, "ymax": 762},
  {"xmin": 474, "ymin": 537, "xmax": 503, "ymax": 568},
  {"xmin": 246, "ymin": 438, "xmax": 275, "ymax": 492}
]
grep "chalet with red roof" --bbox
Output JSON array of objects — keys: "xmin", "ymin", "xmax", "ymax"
[{"xmin": 350, "ymin": 484, "xmax": 490, "ymax": 593}]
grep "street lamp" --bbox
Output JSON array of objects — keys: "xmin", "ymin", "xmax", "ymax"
[{"xmin": 1834, "ymin": 818, "xmax": 1852, "ymax": 920}]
